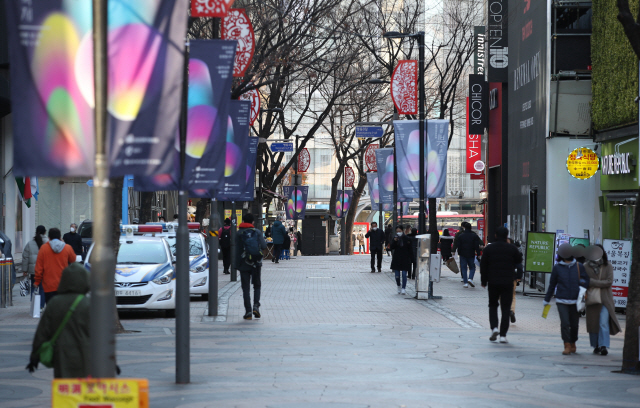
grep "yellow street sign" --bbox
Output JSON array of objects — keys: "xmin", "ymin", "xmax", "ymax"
[{"xmin": 566, "ymin": 147, "xmax": 599, "ymax": 180}]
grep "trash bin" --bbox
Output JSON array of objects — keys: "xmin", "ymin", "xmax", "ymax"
[
  {"xmin": 415, "ymin": 235, "xmax": 431, "ymax": 299},
  {"xmin": 329, "ymin": 235, "xmax": 340, "ymax": 255}
]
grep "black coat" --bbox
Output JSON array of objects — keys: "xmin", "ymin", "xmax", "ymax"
[
  {"xmin": 390, "ymin": 235, "xmax": 413, "ymax": 271},
  {"xmin": 63, "ymin": 232, "xmax": 83, "ymax": 256},
  {"xmin": 406, "ymin": 233, "xmax": 418, "ymax": 263},
  {"xmin": 453, "ymin": 230, "xmax": 481, "ymax": 258},
  {"xmin": 479, "ymin": 240, "xmax": 523, "ymax": 286},
  {"xmin": 365, "ymin": 228, "xmax": 386, "ymax": 251},
  {"xmin": 440, "ymin": 236, "xmax": 454, "ymax": 258}
]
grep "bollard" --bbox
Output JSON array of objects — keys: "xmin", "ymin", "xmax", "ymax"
[{"xmin": 0, "ymin": 258, "xmax": 13, "ymax": 308}]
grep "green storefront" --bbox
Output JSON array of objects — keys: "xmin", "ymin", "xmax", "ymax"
[{"xmin": 600, "ymin": 136, "xmax": 638, "ymax": 240}]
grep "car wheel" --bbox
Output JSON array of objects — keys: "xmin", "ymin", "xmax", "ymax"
[
  {"xmin": 165, "ymin": 309, "xmax": 176, "ymax": 318},
  {"xmin": 200, "ymin": 293, "xmax": 209, "ymax": 301}
]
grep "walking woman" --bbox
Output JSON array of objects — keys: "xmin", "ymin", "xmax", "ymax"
[
  {"xmin": 584, "ymin": 245, "xmax": 621, "ymax": 356},
  {"xmin": 390, "ymin": 226, "xmax": 413, "ymax": 295},
  {"xmin": 543, "ymin": 243, "xmax": 590, "ymax": 355},
  {"xmin": 22, "ymin": 225, "xmax": 47, "ymax": 309},
  {"xmin": 439, "ymin": 229, "xmax": 454, "ymax": 262}
]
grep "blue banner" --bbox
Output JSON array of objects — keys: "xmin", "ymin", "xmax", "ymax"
[
  {"xmin": 334, "ymin": 190, "xmax": 353, "ymax": 218},
  {"xmin": 5, "ymin": 0, "xmax": 188, "ymax": 177},
  {"xmin": 366, "ymin": 172, "xmax": 380, "ymax": 211},
  {"xmin": 374, "ymin": 148, "xmax": 394, "ymax": 204},
  {"xmin": 235, "ymin": 137, "xmax": 259, "ymax": 201},
  {"xmin": 215, "ymin": 100, "xmax": 252, "ymax": 200},
  {"xmin": 283, "ymin": 186, "xmax": 309, "ymax": 220}
]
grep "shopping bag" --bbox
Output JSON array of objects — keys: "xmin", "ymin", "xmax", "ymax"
[
  {"xmin": 446, "ymin": 258, "xmax": 459, "ymax": 274},
  {"xmin": 542, "ymin": 304, "xmax": 551, "ymax": 319},
  {"xmin": 19, "ymin": 277, "xmax": 31, "ymax": 297},
  {"xmin": 576, "ymin": 286, "xmax": 587, "ymax": 313},
  {"xmin": 30, "ymin": 289, "xmax": 41, "ymax": 318}
]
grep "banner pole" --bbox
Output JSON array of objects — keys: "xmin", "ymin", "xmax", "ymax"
[
  {"xmin": 89, "ymin": 0, "xmax": 116, "ymax": 378},
  {"xmin": 208, "ymin": 200, "xmax": 219, "ymax": 316}
]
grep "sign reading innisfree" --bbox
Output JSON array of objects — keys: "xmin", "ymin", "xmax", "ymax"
[{"xmin": 525, "ymin": 232, "xmax": 556, "ymax": 273}]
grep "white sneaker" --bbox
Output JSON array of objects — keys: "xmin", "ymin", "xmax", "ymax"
[
  {"xmin": 397, "ymin": 286, "xmax": 401, "ymax": 294},
  {"xmin": 490, "ymin": 328, "xmax": 499, "ymax": 341},
  {"xmin": 499, "ymin": 336, "xmax": 508, "ymax": 343},
  {"xmin": 468, "ymin": 280, "xmax": 475, "ymax": 288},
  {"xmin": 401, "ymin": 288, "xmax": 406, "ymax": 295},
  {"xmin": 463, "ymin": 283, "xmax": 469, "ymax": 288}
]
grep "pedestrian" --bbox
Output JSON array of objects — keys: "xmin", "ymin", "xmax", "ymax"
[
  {"xmin": 235, "ymin": 213, "xmax": 267, "ymax": 320},
  {"xmin": 390, "ymin": 226, "xmax": 413, "ymax": 295},
  {"xmin": 584, "ymin": 245, "xmax": 621, "ymax": 356},
  {"xmin": 384, "ymin": 224, "xmax": 393, "ymax": 256},
  {"xmin": 0, "ymin": 230, "xmax": 16, "ymax": 287},
  {"xmin": 439, "ymin": 229, "xmax": 454, "ymax": 262},
  {"xmin": 453, "ymin": 222, "xmax": 481, "ymax": 288},
  {"xmin": 34, "ymin": 228, "xmax": 77, "ymax": 303},
  {"xmin": 405, "ymin": 226, "xmax": 418, "ymax": 279},
  {"xmin": 295, "ymin": 229, "xmax": 302, "ymax": 256},
  {"xmin": 158, "ymin": 216, "xmax": 166, "ymax": 222},
  {"xmin": 365, "ymin": 222, "xmax": 386, "ymax": 273},
  {"xmin": 357, "ymin": 231, "xmax": 365, "ymax": 253},
  {"xmin": 218, "ymin": 218, "xmax": 232, "ymax": 274},
  {"xmin": 27, "ymin": 263, "xmax": 91, "ymax": 378},
  {"xmin": 507, "ymin": 238, "xmax": 524, "ymax": 324},
  {"xmin": 22, "ymin": 225, "xmax": 48, "ymax": 309},
  {"xmin": 282, "ymin": 229, "xmax": 292, "ymax": 259},
  {"xmin": 270, "ymin": 219, "xmax": 287, "ymax": 264},
  {"xmin": 265, "ymin": 224, "xmax": 272, "ymax": 238},
  {"xmin": 543, "ymin": 243, "xmax": 590, "ymax": 355},
  {"xmin": 480, "ymin": 227, "xmax": 523, "ymax": 343},
  {"xmin": 62, "ymin": 223, "xmax": 83, "ymax": 258}
]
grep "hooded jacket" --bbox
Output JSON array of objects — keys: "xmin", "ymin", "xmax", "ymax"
[
  {"xmin": 270, "ymin": 220, "xmax": 287, "ymax": 245},
  {"xmin": 30, "ymin": 263, "xmax": 90, "ymax": 378},
  {"xmin": 34, "ymin": 240, "xmax": 77, "ymax": 292},
  {"xmin": 22, "ymin": 236, "xmax": 48, "ymax": 276},
  {"xmin": 235, "ymin": 223, "xmax": 267, "ymax": 271}
]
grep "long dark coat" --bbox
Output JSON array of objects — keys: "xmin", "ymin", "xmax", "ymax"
[
  {"xmin": 30, "ymin": 263, "xmax": 90, "ymax": 378},
  {"xmin": 584, "ymin": 261, "xmax": 621, "ymax": 336},
  {"xmin": 390, "ymin": 234, "xmax": 413, "ymax": 271}
]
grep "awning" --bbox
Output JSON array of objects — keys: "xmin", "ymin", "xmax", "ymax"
[{"xmin": 605, "ymin": 192, "xmax": 638, "ymax": 204}]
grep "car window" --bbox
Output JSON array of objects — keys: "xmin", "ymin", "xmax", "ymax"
[
  {"xmin": 162, "ymin": 236, "xmax": 204, "ymax": 256},
  {"xmin": 79, "ymin": 223, "xmax": 92, "ymax": 238},
  {"xmin": 117, "ymin": 241, "xmax": 168, "ymax": 264}
]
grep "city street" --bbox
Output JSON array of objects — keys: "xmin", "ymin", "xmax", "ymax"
[{"xmin": 1, "ymin": 255, "xmax": 637, "ymax": 408}]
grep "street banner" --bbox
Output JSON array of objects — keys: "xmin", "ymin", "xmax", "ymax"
[
  {"xmin": 236, "ymin": 137, "xmax": 259, "ymax": 201},
  {"xmin": 344, "ymin": 166, "xmax": 355, "ymax": 188},
  {"xmin": 191, "ymin": 0, "xmax": 235, "ymax": 17},
  {"xmin": 525, "ymin": 232, "xmax": 556, "ymax": 273},
  {"xmin": 365, "ymin": 143, "xmax": 379, "ymax": 172},
  {"xmin": 374, "ymin": 148, "xmax": 394, "ymax": 204},
  {"xmin": 391, "ymin": 60, "xmax": 418, "ymax": 115},
  {"xmin": 602, "ymin": 239, "xmax": 631, "ymax": 308},
  {"xmin": 394, "ymin": 119, "xmax": 449, "ymax": 200},
  {"xmin": 283, "ymin": 186, "xmax": 309, "ymax": 220},
  {"xmin": 366, "ymin": 172, "xmax": 380, "ymax": 211},
  {"xmin": 216, "ymin": 100, "xmax": 252, "ymax": 200},
  {"xmin": 135, "ymin": 40, "xmax": 237, "ymax": 192},
  {"xmin": 239, "ymin": 85, "xmax": 260, "ymax": 126},
  {"xmin": 334, "ymin": 190, "xmax": 353, "ymax": 219},
  {"xmin": 5, "ymin": 0, "xmax": 189, "ymax": 177},
  {"xmin": 297, "ymin": 148, "xmax": 311, "ymax": 172},
  {"xmin": 222, "ymin": 9, "xmax": 255, "ymax": 77}
]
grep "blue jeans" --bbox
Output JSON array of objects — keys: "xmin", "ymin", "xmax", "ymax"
[
  {"xmin": 394, "ymin": 270, "xmax": 407, "ymax": 289},
  {"xmin": 589, "ymin": 305, "xmax": 610, "ymax": 348},
  {"xmin": 460, "ymin": 256, "xmax": 476, "ymax": 283}
]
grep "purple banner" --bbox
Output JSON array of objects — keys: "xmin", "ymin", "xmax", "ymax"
[
  {"xmin": 235, "ymin": 137, "xmax": 259, "ymax": 201},
  {"xmin": 5, "ymin": 0, "xmax": 188, "ymax": 177},
  {"xmin": 366, "ymin": 172, "xmax": 380, "ymax": 211},
  {"xmin": 283, "ymin": 186, "xmax": 309, "ymax": 220},
  {"xmin": 335, "ymin": 190, "xmax": 353, "ymax": 219},
  {"xmin": 374, "ymin": 148, "xmax": 394, "ymax": 204}
]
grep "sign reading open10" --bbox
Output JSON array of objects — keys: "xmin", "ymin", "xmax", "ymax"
[{"xmin": 566, "ymin": 147, "xmax": 599, "ymax": 180}]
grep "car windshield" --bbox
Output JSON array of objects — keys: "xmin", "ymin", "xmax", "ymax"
[
  {"xmin": 116, "ymin": 242, "xmax": 168, "ymax": 264},
  {"xmin": 162, "ymin": 236, "xmax": 204, "ymax": 257},
  {"xmin": 79, "ymin": 223, "xmax": 92, "ymax": 238}
]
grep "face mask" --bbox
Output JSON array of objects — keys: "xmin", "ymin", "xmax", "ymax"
[
  {"xmin": 396, "ymin": 232, "xmax": 402, "ymax": 236},
  {"xmin": 372, "ymin": 227, "xmax": 377, "ymax": 230},
  {"xmin": 70, "ymin": 227, "xmax": 76, "ymax": 233}
]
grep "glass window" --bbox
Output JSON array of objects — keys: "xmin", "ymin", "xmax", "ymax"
[
  {"xmin": 161, "ymin": 236, "xmax": 204, "ymax": 256},
  {"xmin": 116, "ymin": 242, "xmax": 168, "ymax": 264}
]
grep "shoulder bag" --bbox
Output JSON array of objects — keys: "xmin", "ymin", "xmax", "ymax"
[
  {"xmin": 37, "ymin": 295, "xmax": 84, "ymax": 368},
  {"xmin": 585, "ymin": 264, "xmax": 602, "ymax": 306}
]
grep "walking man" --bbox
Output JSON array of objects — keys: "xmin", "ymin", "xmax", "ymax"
[
  {"xmin": 365, "ymin": 222, "xmax": 386, "ymax": 273},
  {"xmin": 453, "ymin": 222, "xmax": 482, "ymax": 287},
  {"xmin": 270, "ymin": 219, "xmax": 287, "ymax": 263},
  {"xmin": 218, "ymin": 218, "xmax": 232, "ymax": 274},
  {"xmin": 63, "ymin": 223, "xmax": 83, "ymax": 258},
  {"xmin": 480, "ymin": 227, "xmax": 523, "ymax": 343},
  {"xmin": 236, "ymin": 213, "xmax": 267, "ymax": 320}
]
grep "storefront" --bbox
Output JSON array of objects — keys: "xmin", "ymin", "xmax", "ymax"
[{"xmin": 600, "ymin": 136, "xmax": 638, "ymax": 240}]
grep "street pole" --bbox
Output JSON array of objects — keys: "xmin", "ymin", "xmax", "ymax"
[
  {"xmin": 230, "ymin": 201, "xmax": 237, "ymax": 281},
  {"xmin": 207, "ymin": 200, "xmax": 219, "ymax": 316},
  {"xmin": 418, "ymin": 32, "xmax": 427, "ymax": 237},
  {"xmin": 175, "ymin": 40, "xmax": 190, "ymax": 384},
  {"xmin": 341, "ymin": 164, "xmax": 346, "ymax": 255},
  {"xmin": 295, "ymin": 136, "xmax": 298, "ymax": 223},
  {"xmin": 89, "ymin": 0, "xmax": 116, "ymax": 378}
]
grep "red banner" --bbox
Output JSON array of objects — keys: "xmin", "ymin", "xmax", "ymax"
[
  {"xmin": 391, "ymin": 60, "xmax": 418, "ymax": 115},
  {"xmin": 344, "ymin": 166, "xmax": 355, "ymax": 187},
  {"xmin": 222, "ymin": 9, "xmax": 255, "ymax": 77},
  {"xmin": 365, "ymin": 144, "xmax": 379, "ymax": 172},
  {"xmin": 191, "ymin": 0, "xmax": 235, "ymax": 17},
  {"xmin": 466, "ymin": 97, "xmax": 482, "ymax": 174},
  {"xmin": 240, "ymin": 86, "xmax": 260, "ymax": 126},
  {"xmin": 297, "ymin": 148, "xmax": 310, "ymax": 173}
]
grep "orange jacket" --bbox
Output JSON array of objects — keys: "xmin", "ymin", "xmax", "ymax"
[{"xmin": 34, "ymin": 241, "xmax": 77, "ymax": 293}]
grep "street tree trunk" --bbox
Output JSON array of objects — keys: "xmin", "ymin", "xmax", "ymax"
[
  {"xmin": 110, "ymin": 176, "xmax": 127, "ymax": 334},
  {"xmin": 615, "ymin": 0, "xmax": 640, "ymax": 373},
  {"xmin": 138, "ymin": 192, "xmax": 154, "ymax": 224}
]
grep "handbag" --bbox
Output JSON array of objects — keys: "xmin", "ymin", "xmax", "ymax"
[
  {"xmin": 30, "ymin": 288, "xmax": 41, "ymax": 319},
  {"xmin": 446, "ymin": 258, "xmax": 459, "ymax": 274},
  {"xmin": 19, "ymin": 277, "xmax": 31, "ymax": 297},
  {"xmin": 585, "ymin": 264, "xmax": 603, "ymax": 306},
  {"xmin": 37, "ymin": 295, "xmax": 84, "ymax": 368},
  {"xmin": 576, "ymin": 264, "xmax": 586, "ymax": 312}
]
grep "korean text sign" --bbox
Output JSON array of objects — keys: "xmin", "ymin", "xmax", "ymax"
[
  {"xmin": 603, "ymin": 239, "xmax": 631, "ymax": 308},
  {"xmin": 52, "ymin": 378, "xmax": 148, "ymax": 408}
]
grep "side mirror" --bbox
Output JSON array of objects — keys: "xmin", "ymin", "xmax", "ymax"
[{"xmin": 172, "ymin": 255, "xmax": 177, "ymax": 264}]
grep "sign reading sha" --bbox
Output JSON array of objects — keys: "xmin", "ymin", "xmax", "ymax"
[{"xmin": 566, "ymin": 147, "xmax": 599, "ymax": 180}]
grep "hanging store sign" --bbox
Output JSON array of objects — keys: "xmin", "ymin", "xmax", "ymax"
[
  {"xmin": 391, "ymin": 60, "xmax": 418, "ymax": 115},
  {"xmin": 601, "ymin": 152, "xmax": 632, "ymax": 176},
  {"xmin": 566, "ymin": 147, "xmax": 599, "ymax": 180},
  {"xmin": 297, "ymin": 148, "xmax": 310, "ymax": 172},
  {"xmin": 487, "ymin": 0, "xmax": 508, "ymax": 82},
  {"xmin": 468, "ymin": 74, "xmax": 488, "ymax": 134},
  {"xmin": 344, "ymin": 166, "xmax": 355, "ymax": 188},
  {"xmin": 222, "ymin": 9, "xmax": 255, "ymax": 77},
  {"xmin": 603, "ymin": 239, "xmax": 631, "ymax": 308},
  {"xmin": 365, "ymin": 144, "xmax": 379, "ymax": 172},
  {"xmin": 191, "ymin": 0, "xmax": 236, "ymax": 17},
  {"xmin": 474, "ymin": 26, "xmax": 486, "ymax": 75}
]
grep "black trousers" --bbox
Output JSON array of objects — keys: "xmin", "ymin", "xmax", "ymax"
[
  {"xmin": 557, "ymin": 303, "xmax": 580, "ymax": 343},
  {"xmin": 44, "ymin": 291, "xmax": 58, "ymax": 304},
  {"xmin": 370, "ymin": 248, "xmax": 383, "ymax": 271},
  {"xmin": 221, "ymin": 247, "xmax": 231, "ymax": 272},
  {"xmin": 488, "ymin": 283, "xmax": 514, "ymax": 337},
  {"xmin": 240, "ymin": 266, "xmax": 261, "ymax": 313},
  {"xmin": 272, "ymin": 244, "xmax": 282, "ymax": 261}
]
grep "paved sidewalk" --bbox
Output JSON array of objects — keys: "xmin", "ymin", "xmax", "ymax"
[{"xmin": 0, "ymin": 255, "xmax": 636, "ymax": 408}]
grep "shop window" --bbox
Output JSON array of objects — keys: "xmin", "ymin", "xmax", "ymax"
[{"xmin": 621, "ymin": 205, "xmax": 634, "ymax": 240}]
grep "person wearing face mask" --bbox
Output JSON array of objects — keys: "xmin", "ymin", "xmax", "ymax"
[
  {"xmin": 62, "ymin": 223, "xmax": 83, "ymax": 258},
  {"xmin": 390, "ymin": 226, "xmax": 413, "ymax": 295},
  {"xmin": 365, "ymin": 222, "xmax": 386, "ymax": 273},
  {"xmin": 584, "ymin": 245, "xmax": 621, "ymax": 356}
]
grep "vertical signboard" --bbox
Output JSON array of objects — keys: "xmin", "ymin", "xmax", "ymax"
[
  {"xmin": 366, "ymin": 173, "xmax": 380, "ymax": 211},
  {"xmin": 474, "ymin": 26, "xmax": 486, "ymax": 75},
  {"xmin": 603, "ymin": 239, "xmax": 631, "ymax": 308},
  {"xmin": 487, "ymin": 0, "xmax": 508, "ymax": 82},
  {"xmin": 525, "ymin": 232, "xmax": 556, "ymax": 273},
  {"xmin": 334, "ymin": 190, "xmax": 353, "ymax": 219},
  {"xmin": 217, "ymin": 100, "xmax": 252, "ymax": 200},
  {"xmin": 283, "ymin": 186, "xmax": 309, "ymax": 220},
  {"xmin": 374, "ymin": 148, "xmax": 394, "ymax": 204},
  {"xmin": 426, "ymin": 120, "xmax": 449, "ymax": 198},
  {"xmin": 468, "ymin": 74, "xmax": 488, "ymax": 134}
]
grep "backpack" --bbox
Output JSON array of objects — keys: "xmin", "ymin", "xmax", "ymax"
[
  {"xmin": 219, "ymin": 228, "xmax": 231, "ymax": 248},
  {"xmin": 240, "ymin": 228, "xmax": 263, "ymax": 266}
]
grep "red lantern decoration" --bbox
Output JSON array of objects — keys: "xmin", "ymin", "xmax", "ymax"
[
  {"xmin": 297, "ymin": 148, "xmax": 310, "ymax": 173},
  {"xmin": 391, "ymin": 60, "xmax": 418, "ymax": 115},
  {"xmin": 222, "ymin": 9, "xmax": 255, "ymax": 78},
  {"xmin": 344, "ymin": 166, "xmax": 355, "ymax": 188},
  {"xmin": 240, "ymin": 85, "xmax": 260, "ymax": 126},
  {"xmin": 365, "ymin": 144, "xmax": 379, "ymax": 172},
  {"xmin": 191, "ymin": 0, "xmax": 236, "ymax": 17}
]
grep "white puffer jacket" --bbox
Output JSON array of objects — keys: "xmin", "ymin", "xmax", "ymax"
[{"xmin": 21, "ymin": 236, "xmax": 48, "ymax": 276}]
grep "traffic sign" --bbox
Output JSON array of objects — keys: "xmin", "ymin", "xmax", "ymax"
[
  {"xmin": 356, "ymin": 126, "xmax": 384, "ymax": 139},
  {"xmin": 270, "ymin": 142, "xmax": 293, "ymax": 152}
]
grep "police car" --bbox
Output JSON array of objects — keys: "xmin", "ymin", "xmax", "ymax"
[{"xmin": 85, "ymin": 225, "xmax": 176, "ymax": 316}]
